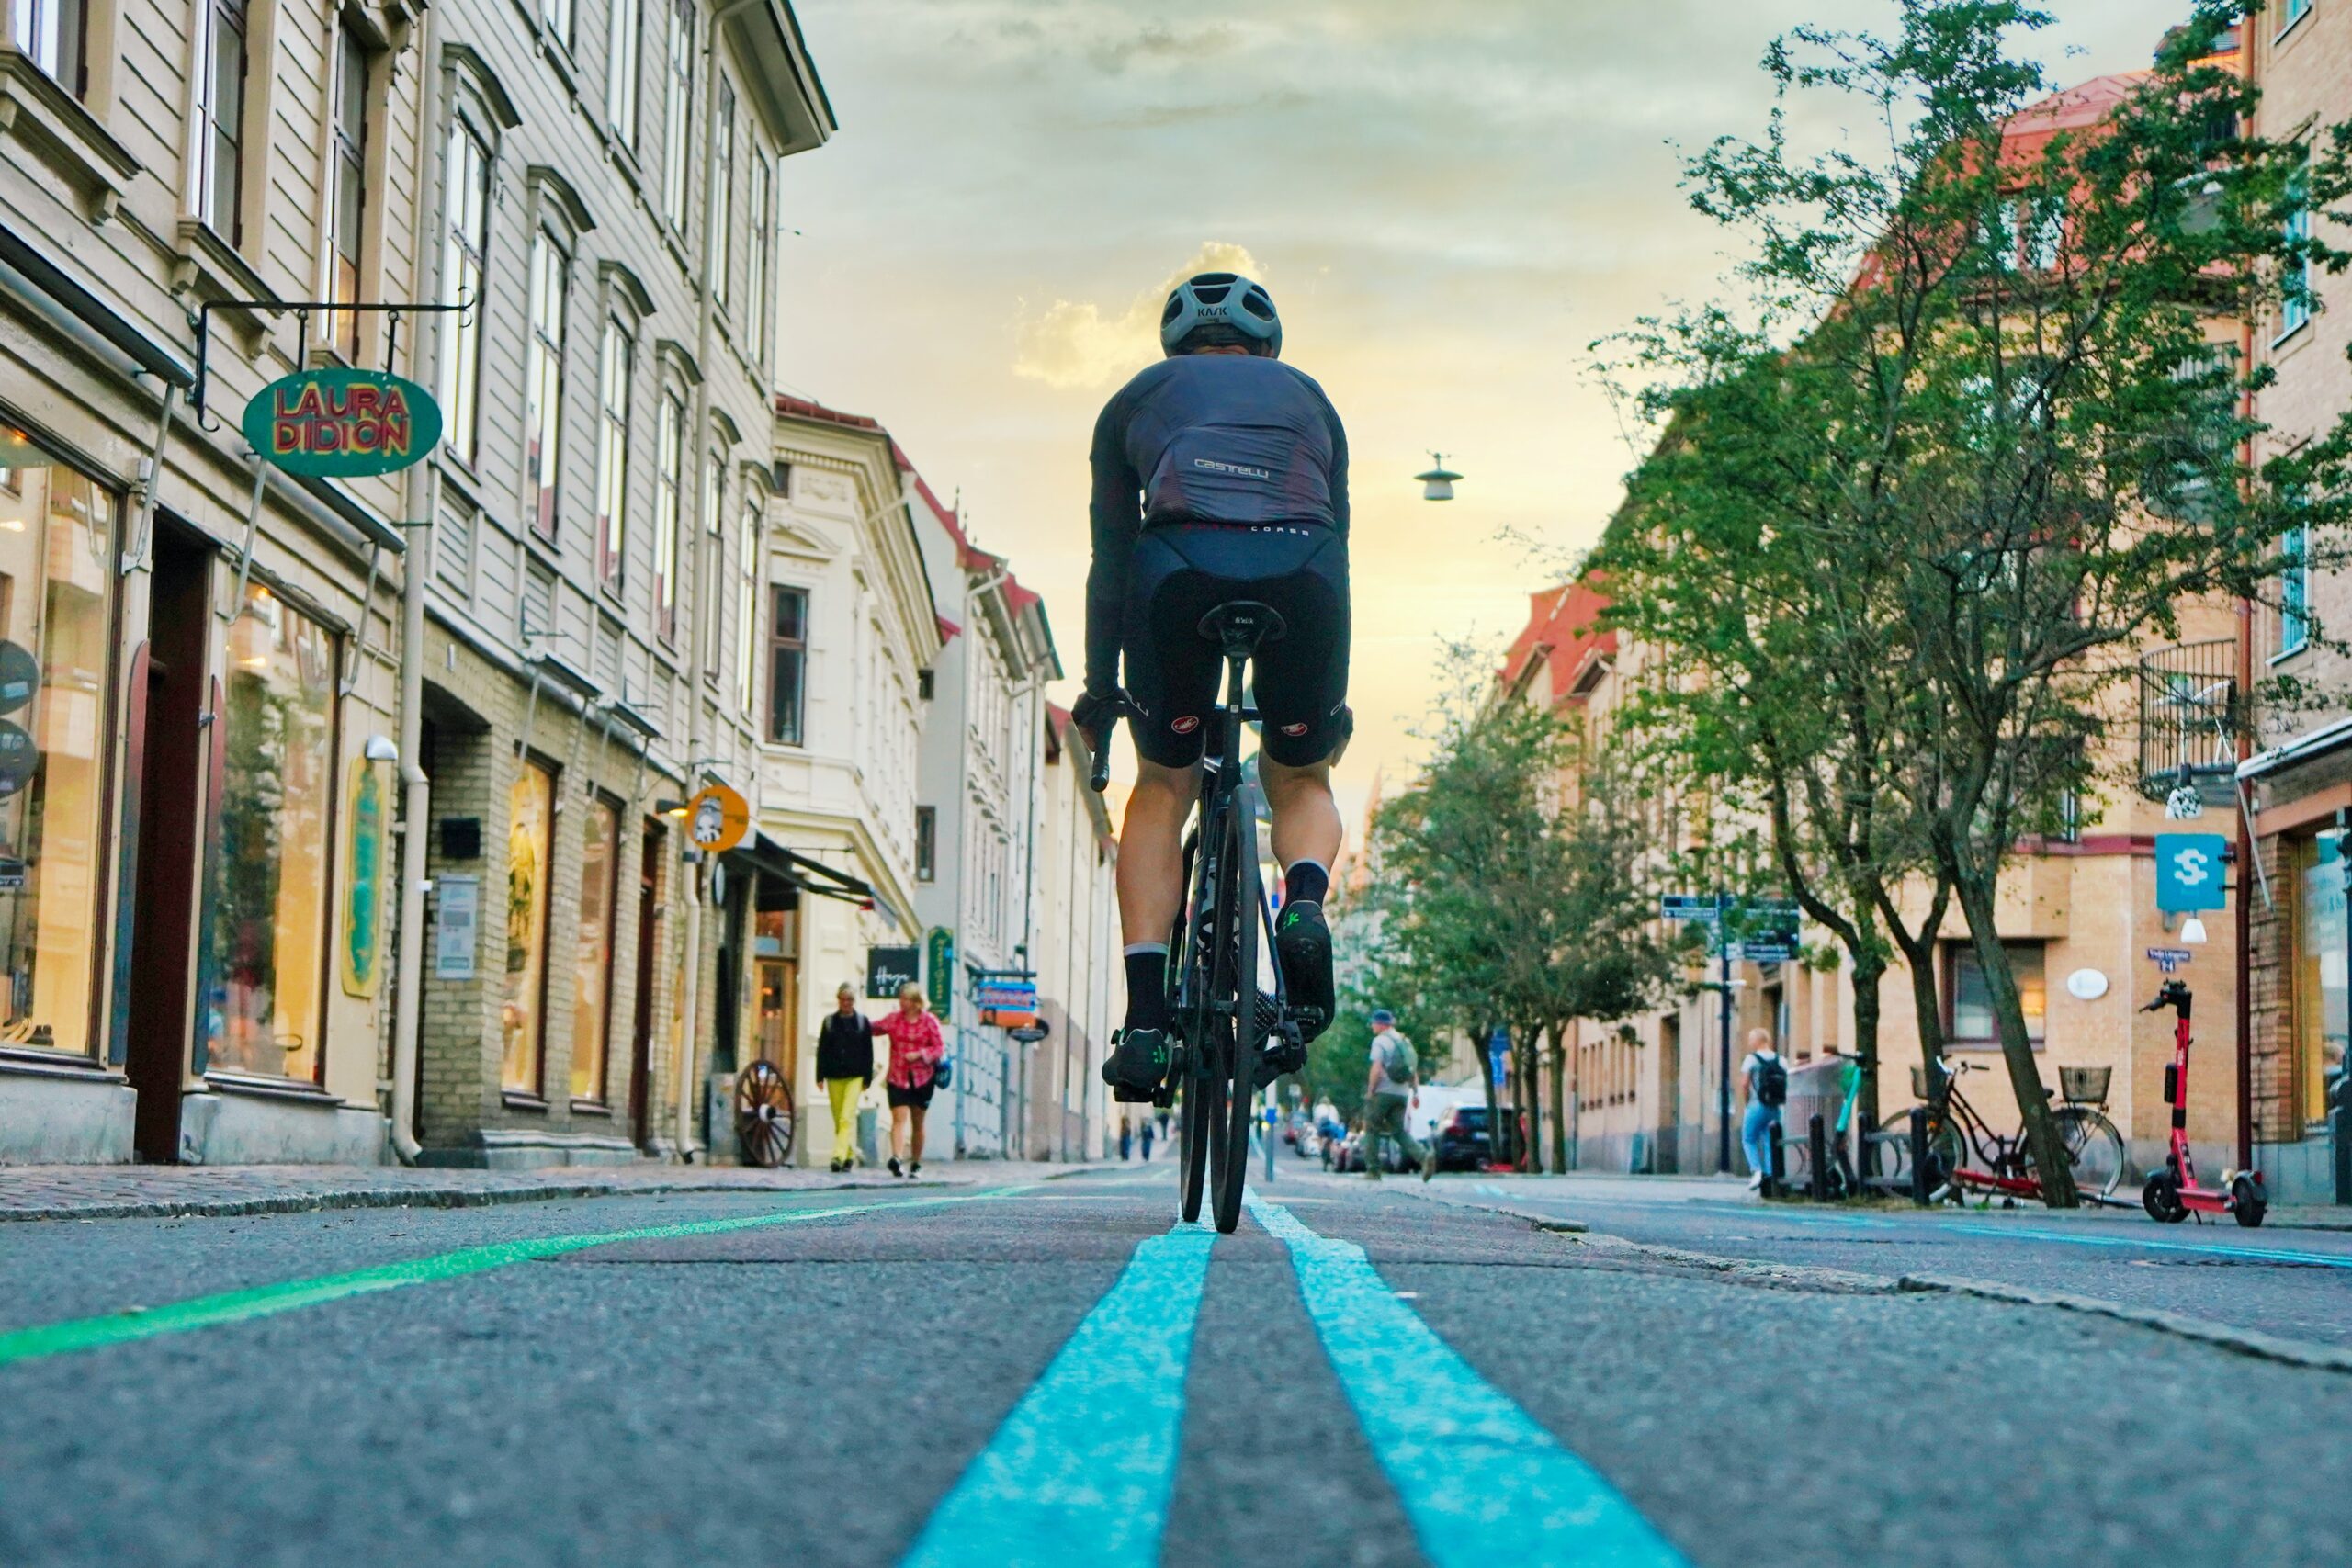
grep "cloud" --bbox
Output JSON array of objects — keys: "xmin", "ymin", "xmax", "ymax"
[{"xmin": 1012, "ymin": 242, "xmax": 1266, "ymax": 389}]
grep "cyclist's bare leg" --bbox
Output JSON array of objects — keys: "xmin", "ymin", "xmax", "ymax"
[
  {"xmin": 1259, "ymin": 756, "xmax": 1341, "ymax": 872},
  {"xmin": 1116, "ymin": 758, "xmax": 1201, "ymax": 945}
]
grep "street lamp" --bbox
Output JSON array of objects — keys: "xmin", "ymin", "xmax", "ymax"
[{"xmin": 1415, "ymin": 452, "xmax": 1462, "ymax": 502}]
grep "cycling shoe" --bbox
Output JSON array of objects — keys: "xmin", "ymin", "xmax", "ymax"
[
  {"xmin": 1102, "ymin": 1027, "xmax": 1171, "ymax": 1100},
  {"xmin": 1257, "ymin": 1022, "xmax": 1306, "ymax": 1087},
  {"xmin": 1274, "ymin": 901, "xmax": 1334, "ymax": 1042}
]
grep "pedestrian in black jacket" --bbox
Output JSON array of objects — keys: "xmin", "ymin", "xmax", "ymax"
[{"xmin": 817, "ymin": 985, "xmax": 875, "ymax": 1173}]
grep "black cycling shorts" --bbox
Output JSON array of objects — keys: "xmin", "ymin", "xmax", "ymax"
[{"xmin": 1121, "ymin": 522, "xmax": 1351, "ymax": 771}]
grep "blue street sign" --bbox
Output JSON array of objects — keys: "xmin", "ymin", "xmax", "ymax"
[
  {"xmin": 2154, "ymin": 833, "xmax": 2229, "ymax": 913},
  {"xmin": 1487, "ymin": 1027, "xmax": 1510, "ymax": 1087}
]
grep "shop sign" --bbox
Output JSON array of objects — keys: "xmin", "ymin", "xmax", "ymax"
[
  {"xmin": 241, "ymin": 368, "xmax": 444, "ymax": 478},
  {"xmin": 866, "ymin": 944, "xmax": 920, "ymax": 998},
  {"xmin": 925, "ymin": 927, "xmax": 955, "ymax": 1013},
  {"xmin": 685, "ymin": 783, "xmax": 750, "ymax": 854},
  {"xmin": 2155, "ymin": 832, "xmax": 2228, "ymax": 913},
  {"xmin": 435, "ymin": 874, "xmax": 481, "ymax": 980},
  {"xmin": 341, "ymin": 762, "xmax": 387, "ymax": 997},
  {"xmin": 978, "ymin": 976, "xmax": 1037, "ymax": 1029}
]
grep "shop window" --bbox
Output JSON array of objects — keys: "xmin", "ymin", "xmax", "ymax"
[
  {"xmin": 502, "ymin": 760, "xmax": 555, "ymax": 1093},
  {"xmin": 768, "ymin": 585, "xmax": 807, "ymax": 745},
  {"xmin": 1945, "ymin": 941, "xmax": 2046, "ymax": 1046},
  {"xmin": 2297, "ymin": 835, "xmax": 2347, "ymax": 1128},
  {"xmin": 14, "ymin": 0, "xmax": 85, "ymax": 94},
  {"xmin": 210, "ymin": 584, "xmax": 336, "ymax": 1080},
  {"xmin": 0, "ymin": 457, "xmax": 116, "ymax": 1057},
  {"xmin": 571, "ymin": 796, "xmax": 617, "ymax": 1101}
]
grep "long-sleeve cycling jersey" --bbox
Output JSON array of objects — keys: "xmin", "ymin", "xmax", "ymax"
[{"xmin": 1084, "ymin": 354, "xmax": 1350, "ymax": 694}]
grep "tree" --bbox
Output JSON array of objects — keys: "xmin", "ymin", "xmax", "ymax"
[{"xmin": 1593, "ymin": 1, "xmax": 2352, "ymax": 1204}]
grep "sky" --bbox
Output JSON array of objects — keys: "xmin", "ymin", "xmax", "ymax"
[{"xmin": 774, "ymin": 0, "xmax": 2169, "ymax": 829}]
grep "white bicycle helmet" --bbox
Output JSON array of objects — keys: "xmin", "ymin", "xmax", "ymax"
[{"xmin": 1160, "ymin": 272, "xmax": 1282, "ymax": 358}]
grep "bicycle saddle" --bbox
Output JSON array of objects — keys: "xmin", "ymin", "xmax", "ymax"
[{"xmin": 1196, "ymin": 601, "xmax": 1287, "ymax": 656}]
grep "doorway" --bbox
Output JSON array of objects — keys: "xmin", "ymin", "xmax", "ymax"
[
  {"xmin": 1656, "ymin": 1015, "xmax": 1681, "ymax": 1174},
  {"xmin": 125, "ymin": 520, "xmax": 209, "ymax": 1163},
  {"xmin": 628, "ymin": 820, "xmax": 662, "ymax": 1149}
]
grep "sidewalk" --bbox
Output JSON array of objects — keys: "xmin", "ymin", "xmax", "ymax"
[{"xmin": 0, "ymin": 1158, "xmax": 1112, "ymax": 1223}]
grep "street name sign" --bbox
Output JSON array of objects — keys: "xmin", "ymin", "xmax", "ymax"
[{"xmin": 2146, "ymin": 947, "xmax": 2194, "ymax": 974}]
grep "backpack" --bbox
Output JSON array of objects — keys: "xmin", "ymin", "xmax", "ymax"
[
  {"xmin": 1378, "ymin": 1032, "xmax": 1419, "ymax": 1089},
  {"xmin": 1756, "ymin": 1054, "xmax": 1788, "ymax": 1109}
]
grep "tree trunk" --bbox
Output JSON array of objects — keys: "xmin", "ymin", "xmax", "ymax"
[
  {"xmin": 1548, "ymin": 1023, "xmax": 1569, "ymax": 1174},
  {"xmin": 1946, "ymin": 864, "xmax": 2079, "ymax": 1207},
  {"xmin": 1518, "ymin": 1039, "xmax": 1545, "ymax": 1173},
  {"xmin": 1848, "ymin": 949, "xmax": 1886, "ymax": 1131}
]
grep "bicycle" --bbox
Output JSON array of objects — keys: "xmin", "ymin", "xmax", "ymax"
[
  {"xmin": 1780, "ymin": 1056, "xmax": 1863, "ymax": 1199},
  {"xmin": 1879, "ymin": 1056, "xmax": 2128, "ymax": 1202},
  {"xmin": 1089, "ymin": 601, "xmax": 1306, "ymax": 1235}
]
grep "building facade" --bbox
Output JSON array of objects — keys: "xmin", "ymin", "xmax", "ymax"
[
  {"xmin": 1028, "ymin": 705, "xmax": 1120, "ymax": 1162},
  {"xmin": 906, "ymin": 481, "xmax": 1057, "ymax": 1158}
]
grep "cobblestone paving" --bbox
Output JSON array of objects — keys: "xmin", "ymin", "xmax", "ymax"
[{"xmin": 0, "ymin": 1159, "xmax": 1109, "ymax": 1222}]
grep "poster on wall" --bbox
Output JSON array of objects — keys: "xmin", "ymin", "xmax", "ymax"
[
  {"xmin": 340, "ymin": 761, "xmax": 388, "ymax": 997},
  {"xmin": 435, "ymin": 875, "xmax": 481, "ymax": 981}
]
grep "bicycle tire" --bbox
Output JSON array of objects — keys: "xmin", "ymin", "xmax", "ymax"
[
  {"xmin": 1209, "ymin": 782, "xmax": 1264, "ymax": 1235},
  {"xmin": 2051, "ymin": 1105, "xmax": 2128, "ymax": 1199},
  {"xmin": 1173, "ymin": 833, "xmax": 1210, "ymax": 1225}
]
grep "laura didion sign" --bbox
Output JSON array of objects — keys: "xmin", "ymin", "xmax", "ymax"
[{"xmin": 241, "ymin": 368, "xmax": 444, "ymax": 478}]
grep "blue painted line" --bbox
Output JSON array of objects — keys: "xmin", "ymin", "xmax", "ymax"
[
  {"xmin": 899, "ymin": 1223, "xmax": 1215, "ymax": 1568},
  {"xmin": 1246, "ymin": 1190, "xmax": 1687, "ymax": 1568}
]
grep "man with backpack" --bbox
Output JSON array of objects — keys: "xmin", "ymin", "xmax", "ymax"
[
  {"xmin": 1363, "ymin": 1009, "xmax": 1436, "ymax": 1182},
  {"xmin": 1740, "ymin": 1026, "xmax": 1789, "ymax": 1192}
]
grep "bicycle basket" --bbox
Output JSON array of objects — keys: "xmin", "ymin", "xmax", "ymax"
[
  {"xmin": 1910, "ymin": 1066, "xmax": 1931, "ymax": 1100},
  {"xmin": 2059, "ymin": 1066, "xmax": 2110, "ymax": 1104}
]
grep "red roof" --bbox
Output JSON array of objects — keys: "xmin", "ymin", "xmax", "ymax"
[
  {"xmin": 774, "ymin": 392, "xmax": 884, "ymax": 431},
  {"xmin": 1498, "ymin": 577, "xmax": 1614, "ymax": 708}
]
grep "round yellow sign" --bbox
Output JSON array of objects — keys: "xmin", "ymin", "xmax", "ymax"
[{"xmin": 685, "ymin": 784, "xmax": 750, "ymax": 853}]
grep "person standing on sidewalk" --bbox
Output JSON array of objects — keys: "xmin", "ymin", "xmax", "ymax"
[
  {"xmin": 1739, "ymin": 1027, "xmax": 1788, "ymax": 1192},
  {"xmin": 1139, "ymin": 1115, "xmax": 1155, "ymax": 1162},
  {"xmin": 1363, "ymin": 1009, "xmax": 1435, "ymax": 1182},
  {"xmin": 871, "ymin": 984, "xmax": 945, "ymax": 1178},
  {"xmin": 816, "ymin": 984, "xmax": 875, "ymax": 1174}
]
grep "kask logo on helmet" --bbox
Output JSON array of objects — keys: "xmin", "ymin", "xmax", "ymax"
[{"xmin": 1281, "ymin": 722, "xmax": 1309, "ymax": 737}]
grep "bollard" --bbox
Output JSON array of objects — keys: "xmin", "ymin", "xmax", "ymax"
[
  {"xmin": 1856, "ymin": 1111, "xmax": 1876, "ymax": 1194},
  {"xmin": 2333, "ymin": 1092, "xmax": 2349, "ymax": 1207},
  {"xmin": 1909, "ymin": 1107, "xmax": 1931, "ymax": 1206},
  {"xmin": 1765, "ymin": 1122, "xmax": 1784, "ymax": 1198},
  {"xmin": 1808, "ymin": 1113, "xmax": 1829, "ymax": 1201}
]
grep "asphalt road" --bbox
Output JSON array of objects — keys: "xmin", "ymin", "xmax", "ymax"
[{"xmin": 4, "ymin": 1165, "xmax": 2350, "ymax": 1568}]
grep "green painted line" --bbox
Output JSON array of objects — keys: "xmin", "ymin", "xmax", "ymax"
[{"xmin": 0, "ymin": 1185, "xmax": 1029, "ymax": 1367}]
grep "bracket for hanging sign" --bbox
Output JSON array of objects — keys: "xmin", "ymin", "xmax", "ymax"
[{"xmin": 190, "ymin": 294, "xmax": 473, "ymax": 433}]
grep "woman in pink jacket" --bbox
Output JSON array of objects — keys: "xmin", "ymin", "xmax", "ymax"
[{"xmin": 870, "ymin": 982, "xmax": 945, "ymax": 1178}]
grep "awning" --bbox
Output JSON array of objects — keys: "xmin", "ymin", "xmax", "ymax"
[
  {"xmin": 726, "ymin": 833, "xmax": 900, "ymax": 930},
  {"xmin": 2238, "ymin": 715, "xmax": 2352, "ymax": 783}
]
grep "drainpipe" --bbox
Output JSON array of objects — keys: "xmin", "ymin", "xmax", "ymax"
[
  {"xmin": 673, "ymin": 0, "xmax": 757, "ymax": 1162},
  {"xmin": 388, "ymin": 6, "xmax": 441, "ymax": 1165}
]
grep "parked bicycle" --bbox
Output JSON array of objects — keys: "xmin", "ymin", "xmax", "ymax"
[
  {"xmin": 1877, "ymin": 1056, "xmax": 2127, "ymax": 1201},
  {"xmin": 1781, "ymin": 1055, "xmax": 1864, "ymax": 1199}
]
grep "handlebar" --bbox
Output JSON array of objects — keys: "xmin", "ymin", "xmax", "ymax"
[{"xmin": 1082, "ymin": 696, "xmax": 1136, "ymax": 794}]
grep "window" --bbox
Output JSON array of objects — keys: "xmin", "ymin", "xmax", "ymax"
[
  {"xmin": 0, "ymin": 457, "xmax": 118, "ymax": 1058},
  {"xmin": 503, "ymin": 760, "xmax": 556, "ymax": 1093},
  {"xmin": 1946, "ymin": 942, "xmax": 2046, "ymax": 1045},
  {"xmin": 196, "ymin": 0, "xmax": 248, "ymax": 243},
  {"xmin": 541, "ymin": 0, "xmax": 571, "ymax": 49},
  {"xmin": 2023, "ymin": 195, "xmax": 2064, "ymax": 273},
  {"xmin": 915, "ymin": 806, "xmax": 936, "ymax": 882},
  {"xmin": 708, "ymin": 82, "xmax": 734, "ymax": 310},
  {"xmin": 606, "ymin": 0, "xmax": 639, "ymax": 144},
  {"xmin": 2281, "ymin": 0, "xmax": 2313, "ymax": 34},
  {"xmin": 744, "ymin": 152, "xmax": 771, "ymax": 361},
  {"xmin": 916, "ymin": 668, "xmax": 933, "ymax": 701},
  {"xmin": 212, "ymin": 584, "xmax": 337, "ymax": 1081},
  {"xmin": 2282, "ymin": 520, "xmax": 2312, "ymax": 655},
  {"xmin": 2283, "ymin": 167, "xmax": 2313, "ymax": 339},
  {"xmin": 661, "ymin": 0, "xmax": 694, "ymax": 231},
  {"xmin": 701, "ymin": 454, "xmax": 722, "ymax": 678},
  {"xmin": 324, "ymin": 28, "xmax": 370, "ymax": 359},
  {"xmin": 571, "ymin": 797, "xmax": 618, "ymax": 1101},
  {"xmin": 15, "ymin": 0, "xmax": 85, "ymax": 92},
  {"xmin": 437, "ymin": 120, "xmax": 491, "ymax": 466},
  {"xmin": 523, "ymin": 230, "xmax": 569, "ymax": 540},
  {"xmin": 769, "ymin": 585, "xmax": 807, "ymax": 744},
  {"xmin": 654, "ymin": 393, "xmax": 684, "ymax": 639},
  {"xmin": 735, "ymin": 496, "xmax": 759, "ymax": 701},
  {"xmin": 594, "ymin": 320, "xmax": 631, "ymax": 587}
]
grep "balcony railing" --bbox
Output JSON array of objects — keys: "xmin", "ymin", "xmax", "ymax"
[{"xmin": 2137, "ymin": 638, "xmax": 2238, "ymax": 802}]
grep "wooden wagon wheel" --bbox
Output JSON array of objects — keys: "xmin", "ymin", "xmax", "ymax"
[{"xmin": 734, "ymin": 1060, "xmax": 796, "ymax": 1168}]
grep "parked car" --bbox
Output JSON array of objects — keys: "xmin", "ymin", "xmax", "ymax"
[
  {"xmin": 1326, "ymin": 1125, "xmax": 1408, "ymax": 1174},
  {"xmin": 1434, "ymin": 1105, "xmax": 1493, "ymax": 1172}
]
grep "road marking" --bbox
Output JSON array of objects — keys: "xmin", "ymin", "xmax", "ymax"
[
  {"xmin": 0, "ymin": 1187, "xmax": 1029, "ymax": 1367},
  {"xmin": 1246, "ymin": 1191, "xmax": 1687, "ymax": 1568},
  {"xmin": 899, "ymin": 1222, "xmax": 1214, "ymax": 1568}
]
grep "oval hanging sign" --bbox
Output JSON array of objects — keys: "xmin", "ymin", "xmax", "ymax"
[{"xmin": 242, "ymin": 367, "xmax": 443, "ymax": 477}]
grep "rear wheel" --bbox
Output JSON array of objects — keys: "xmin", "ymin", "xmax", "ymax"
[
  {"xmin": 2230, "ymin": 1172, "xmax": 2268, "ymax": 1228},
  {"xmin": 1173, "ymin": 832, "xmax": 1210, "ymax": 1225},
  {"xmin": 1209, "ymin": 786, "xmax": 1265, "ymax": 1235}
]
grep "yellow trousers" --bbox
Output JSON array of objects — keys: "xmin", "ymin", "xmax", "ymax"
[{"xmin": 824, "ymin": 1077, "xmax": 863, "ymax": 1166}]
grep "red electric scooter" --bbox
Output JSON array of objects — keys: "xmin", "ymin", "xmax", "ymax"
[{"xmin": 2140, "ymin": 980, "xmax": 2267, "ymax": 1227}]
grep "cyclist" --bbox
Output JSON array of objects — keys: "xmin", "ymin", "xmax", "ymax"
[{"xmin": 1073, "ymin": 271, "xmax": 1351, "ymax": 1101}]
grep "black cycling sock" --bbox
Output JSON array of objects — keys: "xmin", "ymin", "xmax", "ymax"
[
  {"xmin": 1124, "ymin": 944, "xmax": 1170, "ymax": 1032},
  {"xmin": 1283, "ymin": 860, "xmax": 1329, "ymax": 908}
]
